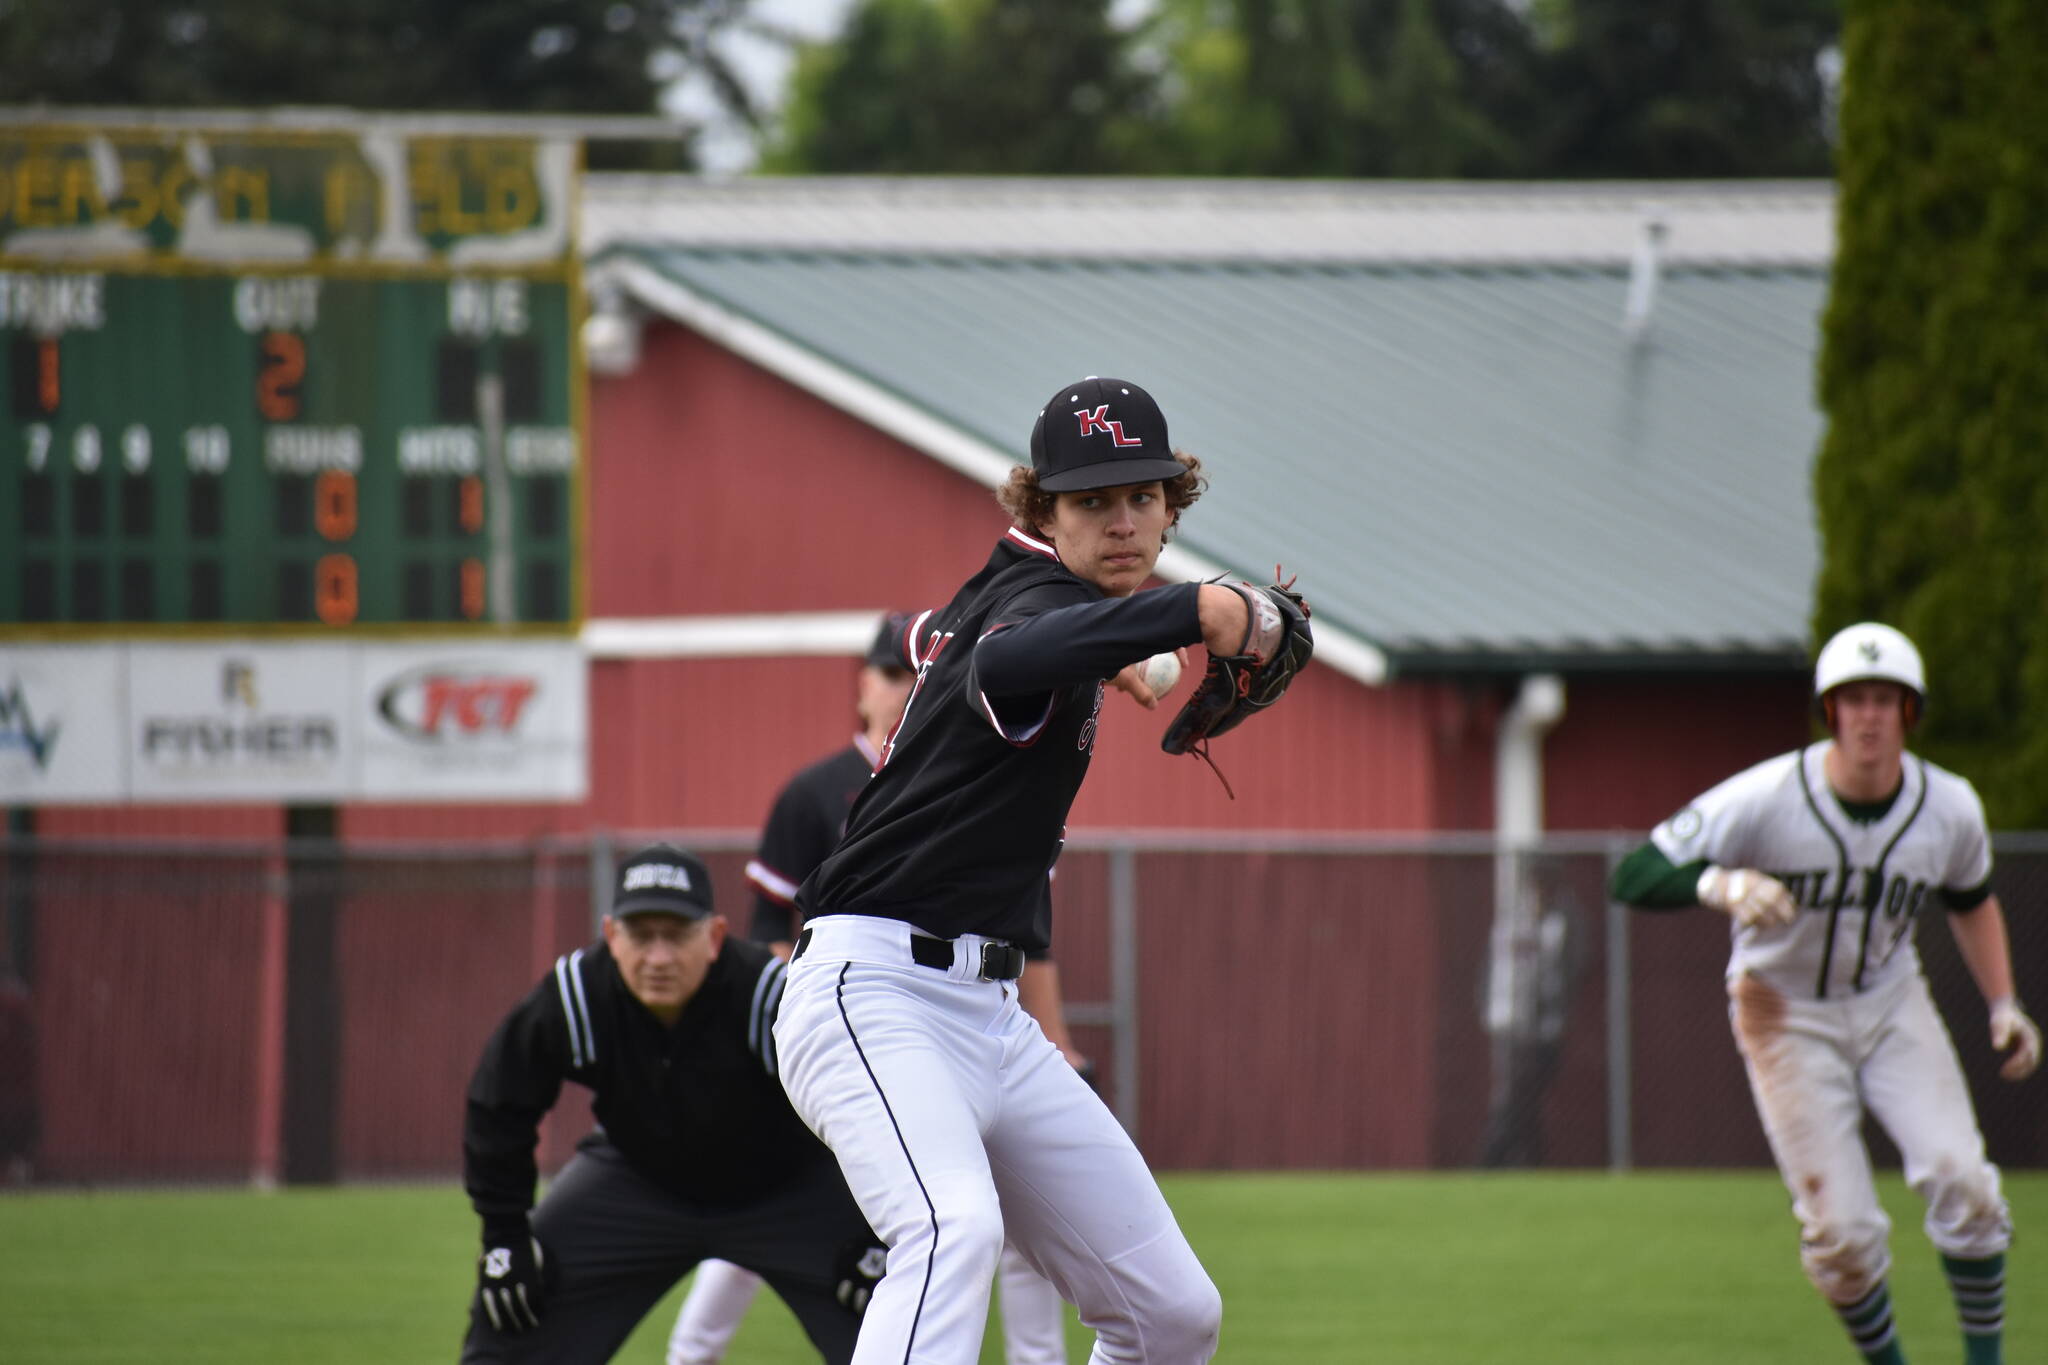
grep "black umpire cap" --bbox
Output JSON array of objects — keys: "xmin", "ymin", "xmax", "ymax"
[
  {"xmin": 865, "ymin": 612, "xmax": 917, "ymax": 672},
  {"xmin": 1029, "ymin": 377, "xmax": 1188, "ymax": 492},
  {"xmin": 611, "ymin": 843, "xmax": 716, "ymax": 919}
]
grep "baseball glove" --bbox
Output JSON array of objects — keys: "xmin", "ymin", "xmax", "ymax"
[{"xmin": 1162, "ymin": 572, "xmax": 1313, "ymax": 758}]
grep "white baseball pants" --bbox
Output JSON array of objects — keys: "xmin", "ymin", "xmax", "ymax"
[
  {"xmin": 666, "ymin": 1259, "xmax": 761, "ymax": 1365},
  {"xmin": 1728, "ymin": 968, "xmax": 2011, "ymax": 1304},
  {"xmin": 776, "ymin": 915, "xmax": 1221, "ymax": 1365},
  {"xmin": 998, "ymin": 1243, "xmax": 1069, "ymax": 1365},
  {"xmin": 666, "ymin": 1247, "xmax": 1071, "ymax": 1363}
]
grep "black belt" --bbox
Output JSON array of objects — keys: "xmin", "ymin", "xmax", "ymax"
[{"xmin": 793, "ymin": 925, "xmax": 1025, "ymax": 982}]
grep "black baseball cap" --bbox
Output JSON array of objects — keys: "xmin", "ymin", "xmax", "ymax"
[
  {"xmin": 864, "ymin": 612, "xmax": 917, "ymax": 671},
  {"xmin": 1028, "ymin": 377, "xmax": 1187, "ymax": 493},
  {"xmin": 611, "ymin": 843, "xmax": 716, "ymax": 919}
]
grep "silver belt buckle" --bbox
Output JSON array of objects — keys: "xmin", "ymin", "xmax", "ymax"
[{"xmin": 977, "ymin": 942, "xmax": 1026, "ymax": 982}]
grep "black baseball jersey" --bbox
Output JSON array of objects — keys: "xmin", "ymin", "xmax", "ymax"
[
  {"xmin": 749, "ymin": 732, "xmax": 1056, "ymax": 953},
  {"xmin": 747, "ymin": 735, "xmax": 883, "ymax": 944},
  {"xmin": 799, "ymin": 527, "xmax": 1202, "ymax": 948},
  {"xmin": 464, "ymin": 936, "xmax": 826, "ymax": 1225}
]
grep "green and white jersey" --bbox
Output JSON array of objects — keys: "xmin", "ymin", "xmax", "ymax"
[{"xmin": 1650, "ymin": 742, "xmax": 1992, "ymax": 1000}]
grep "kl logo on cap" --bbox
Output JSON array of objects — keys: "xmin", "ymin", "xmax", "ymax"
[{"xmin": 1074, "ymin": 406, "xmax": 1144, "ymax": 448}]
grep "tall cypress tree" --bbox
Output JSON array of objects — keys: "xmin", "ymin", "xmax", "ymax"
[{"xmin": 1814, "ymin": 1, "xmax": 2048, "ymax": 824}]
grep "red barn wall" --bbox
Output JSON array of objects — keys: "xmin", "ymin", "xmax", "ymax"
[
  {"xmin": 24, "ymin": 327, "xmax": 1810, "ymax": 844},
  {"xmin": 1543, "ymin": 673, "xmax": 1812, "ymax": 833},
  {"xmin": 35, "ymin": 805, "xmax": 285, "ymax": 841},
  {"xmin": 581, "ymin": 322, "xmax": 1498, "ymax": 834},
  {"xmin": 586, "ymin": 326, "xmax": 988, "ymax": 619},
  {"xmin": 10, "ymin": 318, "xmax": 1837, "ymax": 1179}
]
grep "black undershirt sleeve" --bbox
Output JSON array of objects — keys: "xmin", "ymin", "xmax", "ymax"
[{"xmin": 1943, "ymin": 878, "xmax": 1994, "ymax": 913}]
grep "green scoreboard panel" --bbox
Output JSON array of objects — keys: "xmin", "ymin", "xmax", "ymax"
[{"xmin": 0, "ymin": 124, "xmax": 583, "ymax": 634}]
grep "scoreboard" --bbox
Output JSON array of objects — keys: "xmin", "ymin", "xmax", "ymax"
[{"xmin": 0, "ymin": 123, "xmax": 582, "ymax": 634}]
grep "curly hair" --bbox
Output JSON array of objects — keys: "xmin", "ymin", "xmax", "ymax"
[{"xmin": 994, "ymin": 453, "xmax": 1207, "ymax": 541}]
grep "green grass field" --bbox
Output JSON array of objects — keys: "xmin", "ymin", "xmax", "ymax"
[{"xmin": 3, "ymin": 1171, "xmax": 2041, "ymax": 1363}]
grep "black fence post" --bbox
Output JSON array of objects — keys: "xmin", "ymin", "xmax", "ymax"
[
  {"xmin": 1, "ymin": 807, "xmax": 37, "ymax": 1184},
  {"xmin": 282, "ymin": 804, "xmax": 340, "ymax": 1184}
]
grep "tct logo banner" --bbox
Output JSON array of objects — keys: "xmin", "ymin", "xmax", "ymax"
[
  {"xmin": 377, "ymin": 667, "xmax": 539, "ymax": 740},
  {"xmin": 0, "ymin": 646, "xmax": 125, "ymax": 803},
  {"xmin": 361, "ymin": 642, "xmax": 585, "ymax": 799}
]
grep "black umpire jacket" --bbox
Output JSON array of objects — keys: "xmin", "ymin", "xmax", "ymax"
[{"xmin": 463, "ymin": 936, "xmax": 830, "ymax": 1228}]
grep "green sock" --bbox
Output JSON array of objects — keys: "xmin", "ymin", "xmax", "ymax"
[
  {"xmin": 1941, "ymin": 1252, "xmax": 2005, "ymax": 1365},
  {"xmin": 1836, "ymin": 1281, "xmax": 1906, "ymax": 1363}
]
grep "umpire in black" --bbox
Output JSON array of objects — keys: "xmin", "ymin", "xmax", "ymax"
[{"xmin": 460, "ymin": 842, "xmax": 883, "ymax": 1364}]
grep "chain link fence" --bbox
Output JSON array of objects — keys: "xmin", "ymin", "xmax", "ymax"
[{"xmin": 2, "ymin": 830, "xmax": 2043, "ymax": 1185}]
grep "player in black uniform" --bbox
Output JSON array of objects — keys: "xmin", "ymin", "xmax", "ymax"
[
  {"xmin": 746, "ymin": 614, "xmax": 919, "ymax": 954},
  {"xmin": 668, "ymin": 615, "xmax": 1086, "ymax": 1365},
  {"xmin": 774, "ymin": 376, "xmax": 1292, "ymax": 1363},
  {"xmin": 459, "ymin": 842, "xmax": 883, "ymax": 1365}
]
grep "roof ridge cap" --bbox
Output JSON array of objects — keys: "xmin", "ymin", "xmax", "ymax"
[{"xmin": 584, "ymin": 173, "xmax": 1833, "ymax": 209}]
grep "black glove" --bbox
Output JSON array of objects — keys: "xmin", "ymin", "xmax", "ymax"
[
  {"xmin": 476, "ymin": 1220, "xmax": 548, "ymax": 1333},
  {"xmin": 1163, "ymin": 574, "xmax": 1313, "ymax": 756},
  {"xmin": 834, "ymin": 1237, "xmax": 889, "ymax": 1316}
]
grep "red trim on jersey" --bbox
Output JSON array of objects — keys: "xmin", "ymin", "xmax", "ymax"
[
  {"xmin": 906, "ymin": 609, "xmax": 937, "ymax": 665},
  {"xmin": 972, "ymin": 619, "xmax": 1056, "ymax": 744},
  {"xmin": 1004, "ymin": 527, "xmax": 1059, "ymax": 561},
  {"xmin": 882, "ymin": 622, "xmax": 952, "ymax": 768},
  {"xmin": 745, "ymin": 858, "xmax": 800, "ymax": 905},
  {"xmin": 894, "ymin": 615, "xmax": 917, "ymax": 670},
  {"xmin": 978, "ymin": 687, "xmax": 1055, "ymax": 746}
]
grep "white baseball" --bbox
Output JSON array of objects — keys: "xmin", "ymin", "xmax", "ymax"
[{"xmin": 1139, "ymin": 651, "xmax": 1181, "ymax": 696}]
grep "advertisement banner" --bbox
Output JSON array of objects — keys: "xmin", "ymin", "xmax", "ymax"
[
  {"xmin": 359, "ymin": 641, "xmax": 586, "ymax": 800},
  {"xmin": 0, "ymin": 644, "xmax": 125, "ymax": 803},
  {"xmin": 127, "ymin": 643, "xmax": 358, "ymax": 801}
]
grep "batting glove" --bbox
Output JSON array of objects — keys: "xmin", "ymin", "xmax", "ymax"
[
  {"xmin": 834, "ymin": 1238, "xmax": 888, "ymax": 1317},
  {"xmin": 1990, "ymin": 997, "xmax": 2042, "ymax": 1082},
  {"xmin": 476, "ymin": 1221, "xmax": 548, "ymax": 1333},
  {"xmin": 1696, "ymin": 866, "xmax": 1797, "ymax": 930}
]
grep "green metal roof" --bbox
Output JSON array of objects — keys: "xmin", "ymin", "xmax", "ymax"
[{"xmin": 608, "ymin": 243, "xmax": 1825, "ymax": 674}]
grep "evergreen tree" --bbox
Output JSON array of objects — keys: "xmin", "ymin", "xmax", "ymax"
[
  {"xmin": 769, "ymin": 0, "xmax": 1158, "ymax": 174},
  {"xmin": 0, "ymin": 0, "xmax": 759, "ymax": 167},
  {"xmin": 1141, "ymin": 0, "xmax": 1827, "ymax": 179},
  {"xmin": 1814, "ymin": 1, "xmax": 2048, "ymax": 824},
  {"xmin": 1146, "ymin": 0, "xmax": 1528, "ymax": 177},
  {"xmin": 1527, "ymin": 0, "xmax": 1837, "ymax": 177}
]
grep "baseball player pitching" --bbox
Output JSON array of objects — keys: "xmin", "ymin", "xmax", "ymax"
[
  {"xmin": 1611, "ymin": 622, "xmax": 2041, "ymax": 1365},
  {"xmin": 667, "ymin": 614, "xmax": 1077, "ymax": 1365},
  {"xmin": 771, "ymin": 376, "xmax": 1310, "ymax": 1363}
]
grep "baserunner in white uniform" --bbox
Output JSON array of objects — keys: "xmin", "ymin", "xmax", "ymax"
[{"xmin": 1612, "ymin": 622, "xmax": 2042, "ymax": 1365}]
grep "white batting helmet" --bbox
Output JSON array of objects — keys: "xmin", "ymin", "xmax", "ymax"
[{"xmin": 1814, "ymin": 622, "xmax": 1925, "ymax": 724}]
